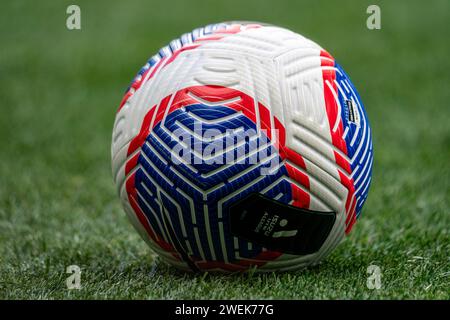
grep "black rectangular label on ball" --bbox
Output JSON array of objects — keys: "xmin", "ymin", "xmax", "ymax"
[{"xmin": 229, "ymin": 193, "xmax": 336, "ymax": 255}]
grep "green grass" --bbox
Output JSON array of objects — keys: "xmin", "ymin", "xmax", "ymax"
[{"xmin": 0, "ymin": 0, "xmax": 449, "ymax": 299}]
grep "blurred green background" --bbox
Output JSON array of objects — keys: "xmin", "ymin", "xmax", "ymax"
[{"xmin": 0, "ymin": 0, "xmax": 448, "ymax": 299}]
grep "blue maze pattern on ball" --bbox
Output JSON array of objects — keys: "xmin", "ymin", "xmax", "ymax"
[
  {"xmin": 334, "ymin": 62, "xmax": 373, "ymax": 218},
  {"xmin": 133, "ymin": 103, "xmax": 293, "ymax": 263}
]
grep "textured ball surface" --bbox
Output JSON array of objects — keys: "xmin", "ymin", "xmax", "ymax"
[{"xmin": 111, "ymin": 22, "xmax": 373, "ymax": 272}]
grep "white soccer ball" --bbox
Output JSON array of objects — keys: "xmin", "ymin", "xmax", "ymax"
[{"xmin": 111, "ymin": 22, "xmax": 373, "ymax": 272}]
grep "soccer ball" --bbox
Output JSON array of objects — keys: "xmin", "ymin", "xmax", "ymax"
[{"xmin": 111, "ymin": 22, "xmax": 373, "ymax": 272}]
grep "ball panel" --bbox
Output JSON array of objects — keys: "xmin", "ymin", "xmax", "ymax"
[{"xmin": 127, "ymin": 86, "xmax": 291, "ymax": 270}]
